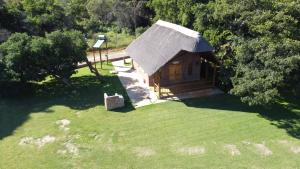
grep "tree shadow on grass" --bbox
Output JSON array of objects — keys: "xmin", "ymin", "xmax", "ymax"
[
  {"xmin": 182, "ymin": 94, "xmax": 300, "ymax": 139},
  {"xmin": 0, "ymin": 74, "xmax": 134, "ymax": 140}
]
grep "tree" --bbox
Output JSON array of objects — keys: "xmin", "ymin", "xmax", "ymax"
[
  {"xmin": 0, "ymin": 0, "xmax": 8, "ymax": 29},
  {"xmin": 192, "ymin": 0, "xmax": 300, "ymax": 105},
  {"xmin": 231, "ymin": 37, "xmax": 300, "ymax": 105},
  {"xmin": 44, "ymin": 30, "xmax": 88, "ymax": 84},
  {"xmin": 64, "ymin": 0, "xmax": 92, "ymax": 33},
  {"xmin": 21, "ymin": 0, "xmax": 66, "ymax": 35},
  {"xmin": 149, "ymin": 0, "xmax": 208, "ymax": 27},
  {"xmin": 113, "ymin": 0, "xmax": 152, "ymax": 31},
  {"xmin": 86, "ymin": 0, "xmax": 113, "ymax": 24},
  {"xmin": 0, "ymin": 0, "xmax": 22, "ymax": 32},
  {"xmin": 149, "ymin": 0, "xmax": 179, "ymax": 24},
  {"xmin": 0, "ymin": 33, "xmax": 47, "ymax": 82},
  {"xmin": 0, "ymin": 31, "xmax": 89, "ymax": 86}
]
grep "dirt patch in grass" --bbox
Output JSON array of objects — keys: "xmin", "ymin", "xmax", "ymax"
[
  {"xmin": 254, "ymin": 143, "xmax": 273, "ymax": 156},
  {"xmin": 278, "ymin": 140, "xmax": 300, "ymax": 154},
  {"xmin": 56, "ymin": 119, "xmax": 70, "ymax": 131},
  {"xmin": 224, "ymin": 144, "xmax": 241, "ymax": 156},
  {"xmin": 35, "ymin": 135, "xmax": 56, "ymax": 148},
  {"xmin": 75, "ymin": 111, "xmax": 82, "ymax": 116},
  {"xmin": 177, "ymin": 146, "xmax": 205, "ymax": 156},
  {"xmin": 57, "ymin": 142, "xmax": 79, "ymax": 156},
  {"xmin": 290, "ymin": 146, "xmax": 300, "ymax": 154},
  {"xmin": 65, "ymin": 142, "xmax": 79, "ymax": 155},
  {"xmin": 133, "ymin": 147, "xmax": 156, "ymax": 157},
  {"xmin": 19, "ymin": 135, "xmax": 56, "ymax": 148},
  {"xmin": 242, "ymin": 141, "xmax": 272, "ymax": 156},
  {"xmin": 19, "ymin": 137, "xmax": 34, "ymax": 145}
]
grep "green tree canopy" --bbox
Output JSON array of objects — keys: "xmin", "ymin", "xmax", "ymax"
[
  {"xmin": 0, "ymin": 31, "xmax": 88, "ymax": 85},
  {"xmin": 21, "ymin": 0, "xmax": 66, "ymax": 35}
]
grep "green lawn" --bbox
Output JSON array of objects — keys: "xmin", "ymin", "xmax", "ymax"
[{"xmin": 1, "ymin": 63, "xmax": 300, "ymax": 169}]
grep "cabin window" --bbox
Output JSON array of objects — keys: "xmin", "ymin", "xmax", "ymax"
[{"xmin": 188, "ymin": 63, "xmax": 193, "ymax": 75}]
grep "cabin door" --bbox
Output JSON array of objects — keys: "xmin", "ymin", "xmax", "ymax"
[{"xmin": 169, "ymin": 64, "xmax": 182, "ymax": 82}]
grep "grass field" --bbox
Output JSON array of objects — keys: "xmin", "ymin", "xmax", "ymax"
[{"xmin": 0, "ymin": 63, "xmax": 300, "ymax": 169}]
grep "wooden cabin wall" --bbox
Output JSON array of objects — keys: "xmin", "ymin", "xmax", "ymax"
[
  {"xmin": 159, "ymin": 52, "xmax": 214, "ymax": 86},
  {"xmin": 133, "ymin": 52, "xmax": 217, "ymax": 87}
]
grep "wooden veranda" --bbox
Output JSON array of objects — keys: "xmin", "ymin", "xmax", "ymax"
[{"xmin": 152, "ymin": 61, "xmax": 218, "ymax": 99}]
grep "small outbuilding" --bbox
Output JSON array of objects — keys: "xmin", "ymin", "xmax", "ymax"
[{"xmin": 126, "ymin": 20, "xmax": 219, "ymax": 98}]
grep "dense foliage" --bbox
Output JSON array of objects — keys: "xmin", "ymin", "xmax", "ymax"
[
  {"xmin": 1, "ymin": 0, "xmax": 153, "ymax": 36},
  {"xmin": 0, "ymin": 31, "xmax": 87, "ymax": 85}
]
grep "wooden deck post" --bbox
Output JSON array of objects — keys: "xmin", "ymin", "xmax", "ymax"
[{"xmin": 212, "ymin": 64, "xmax": 217, "ymax": 86}]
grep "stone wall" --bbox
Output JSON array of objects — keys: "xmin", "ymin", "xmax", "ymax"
[{"xmin": 104, "ymin": 93, "xmax": 125, "ymax": 110}]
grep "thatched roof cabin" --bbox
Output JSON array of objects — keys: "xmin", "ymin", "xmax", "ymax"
[{"xmin": 126, "ymin": 20, "xmax": 219, "ymax": 98}]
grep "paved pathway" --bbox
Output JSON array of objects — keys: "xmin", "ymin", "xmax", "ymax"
[{"xmin": 112, "ymin": 59, "xmax": 165, "ymax": 108}]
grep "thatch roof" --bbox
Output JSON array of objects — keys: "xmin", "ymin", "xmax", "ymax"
[{"xmin": 125, "ymin": 20, "xmax": 214, "ymax": 76}]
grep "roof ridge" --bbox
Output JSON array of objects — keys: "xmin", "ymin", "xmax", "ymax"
[{"xmin": 155, "ymin": 20, "xmax": 201, "ymax": 39}]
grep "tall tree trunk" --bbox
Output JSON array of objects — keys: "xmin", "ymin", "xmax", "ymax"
[{"xmin": 84, "ymin": 57, "xmax": 101, "ymax": 79}]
